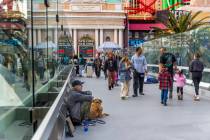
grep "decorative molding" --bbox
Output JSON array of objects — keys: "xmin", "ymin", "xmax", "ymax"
[
  {"xmin": 29, "ymin": 15, "xmax": 126, "ymax": 19},
  {"xmin": 27, "ymin": 25, "xmax": 125, "ymax": 29}
]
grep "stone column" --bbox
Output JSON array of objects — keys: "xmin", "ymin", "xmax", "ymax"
[
  {"xmin": 95, "ymin": 29, "xmax": 99, "ymax": 50},
  {"xmin": 33, "ymin": 29, "xmax": 37, "ymax": 46},
  {"xmin": 114, "ymin": 29, "xmax": 118, "ymax": 44},
  {"xmin": 70, "ymin": 29, "xmax": 73, "ymax": 37},
  {"xmin": 73, "ymin": 29, "xmax": 77, "ymax": 55},
  {"xmin": 100, "ymin": 29, "xmax": 103, "ymax": 45},
  {"xmin": 119, "ymin": 29, "xmax": 123, "ymax": 48},
  {"xmin": 37, "ymin": 29, "xmax": 42, "ymax": 43}
]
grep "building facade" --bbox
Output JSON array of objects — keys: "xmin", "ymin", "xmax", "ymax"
[{"xmin": 29, "ymin": 0, "xmax": 126, "ymax": 57}]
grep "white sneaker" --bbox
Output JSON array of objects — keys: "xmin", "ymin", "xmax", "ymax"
[{"xmin": 194, "ymin": 95, "xmax": 200, "ymax": 101}]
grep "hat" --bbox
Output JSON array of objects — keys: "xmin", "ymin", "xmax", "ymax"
[{"xmin": 72, "ymin": 80, "xmax": 84, "ymax": 87}]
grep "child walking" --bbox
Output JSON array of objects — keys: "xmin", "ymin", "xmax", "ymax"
[
  {"xmin": 174, "ymin": 69, "xmax": 186, "ymax": 100},
  {"xmin": 158, "ymin": 67, "xmax": 172, "ymax": 106},
  {"xmin": 119, "ymin": 56, "xmax": 132, "ymax": 100}
]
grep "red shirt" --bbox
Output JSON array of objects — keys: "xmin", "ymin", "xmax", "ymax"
[{"xmin": 158, "ymin": 70, "xmax": 172, "ymax": 90}]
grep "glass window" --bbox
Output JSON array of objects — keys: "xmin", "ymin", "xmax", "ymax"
[{"xmin": 0, "ymin": 0, "xmax": 73, "ymax": 139}]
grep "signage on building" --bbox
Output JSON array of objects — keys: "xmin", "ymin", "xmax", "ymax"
[
  {"xmin": 58, "ymin": 35, "xmax": 74, "ymax": 57},
  {"xmin": 129, "ymin": 39, "xmax": 144, "ymax": 47},
  {"xmin": 78, "ymin": 36, "xmax": 94, "ymax": 58},
  {"xmin": 71, "ymin": 4, "xmax": 101, "ymax": 12}
]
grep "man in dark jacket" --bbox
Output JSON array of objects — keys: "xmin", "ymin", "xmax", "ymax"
[
  {"xmin": 93, "ymin": 55, "xmax": 102, "ymax": 78},
  {"xmin": 104, "ymin": 52, "xmax": 117, "ymax": 90},
  {"xmin": 66, "ymin": 80, "xmax": 93, "ymax": 124},
  {"xmin": 159, "ymin": 47, "xmax": 177, "ymax": 99},
  {"xmin": 189, "ymin": 53, "xmax": 204, "ymax": 101}
]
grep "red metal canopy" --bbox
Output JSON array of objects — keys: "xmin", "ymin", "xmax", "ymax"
[{"xmin": 129, "ymin": 23, "xmax": 166, "ymax": 31}]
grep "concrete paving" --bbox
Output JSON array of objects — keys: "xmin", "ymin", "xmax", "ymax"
[{"xmin": 65, "ymin": 76, "xmax": 210, "ymax": 140}]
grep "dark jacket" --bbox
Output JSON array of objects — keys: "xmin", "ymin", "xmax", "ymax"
[
  {"xmin": 66, "ymin": 90, "xmax": 93, "ymax": 121},
  {"xmin": 93, "ymin": 58, "xmax": 102, "ymax": 69},
  {"xmin": 104, "ymin": 58, "xmax": 117, "ymax": 72},
  {"xmin": 189, "ymin": 59, "xmax": 204, "ymax": 78}
]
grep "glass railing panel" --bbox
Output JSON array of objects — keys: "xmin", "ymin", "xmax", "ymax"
[
  {"xmin": 0, "ymin": 0, "xmax": 33, "ymax": 139},
  {"xmin": 0, "ymin": 0, "xmax": 71, "ymax": 139},
  {"xmin": 143, "ymin": 25, "xmax": 210, "ymax": 83}
]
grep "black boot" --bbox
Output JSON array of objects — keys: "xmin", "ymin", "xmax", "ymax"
[
  {"xmin": 111, "ymin": 83, "xmax": 114, "ymax": 89},
  {"xmin": 180, "ymin": 94, "xmax": 183, "ymax": 100}
]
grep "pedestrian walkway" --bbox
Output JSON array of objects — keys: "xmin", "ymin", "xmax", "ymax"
[{"xmin": 65, "ymin": 76, "xmax": 210, "ymax": 140}]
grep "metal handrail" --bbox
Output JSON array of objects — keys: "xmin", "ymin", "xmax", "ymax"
[
  {"xmin": 32, "ymin": 65, "xmax": 74, "ymax": 140},
  {"xmin": 147, "ymin": 64, "xmax": 210, "ymax": 72}
]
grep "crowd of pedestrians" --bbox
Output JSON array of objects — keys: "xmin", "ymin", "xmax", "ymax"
[
  {"xmin": 73, "ymin": 46, "xmax": 204, "ymax": 106},
  {"xmin": 67, "ymin": 46, "xmax": 205, "ymax": 126}
]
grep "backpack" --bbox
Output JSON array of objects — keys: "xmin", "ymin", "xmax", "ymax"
[
  {"xmin": 144, "ymin": 75, "xmax": 158, "ymax": 84},
  {"xmin": 164, "ymin": 53, "xmax": 173, "ymax": 68}
]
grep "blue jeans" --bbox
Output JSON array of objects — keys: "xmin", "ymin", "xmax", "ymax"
[{"xmin": 161, "ymin": 89, "xmax": 168, "ymax": 104}]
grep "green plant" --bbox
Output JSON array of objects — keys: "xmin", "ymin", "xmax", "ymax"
[{"xmin": 154, "ymin": 11, "xmax": 210, "ymax": 36}]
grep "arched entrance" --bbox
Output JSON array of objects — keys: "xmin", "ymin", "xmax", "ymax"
[{"xmin": 78, "ymin": 35, "xmax": 95, "ymax": 58}]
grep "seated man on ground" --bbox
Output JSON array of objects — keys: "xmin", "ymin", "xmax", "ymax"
[{"xmin": 66, "ymin": 80, "xmax": 93, "ymax": 125}]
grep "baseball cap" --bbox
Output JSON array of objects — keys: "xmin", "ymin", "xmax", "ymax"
[{"xmin": 72, "ymin": 80, "xmax": 84, "ymax": 87}]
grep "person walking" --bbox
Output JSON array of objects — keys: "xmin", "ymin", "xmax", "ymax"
[
  {"xmin": 37, "ymin": 54, "xmax": 45, "ymax": 80},
  {"xmin": 94, "ymin": 54, "xmax": 102, "ymax": 78},
  {"xmin": 158, "ymin": 67, "xmax": 172, "ymax": 106},
  {"xmin": 119, "ymin": 56, "xmax": 132, "ymax": 100},
  {"xmin": 16, "ymin": 53, "xmax": 23, "ymax": 77},
  {"xmin": 131, "ymin": 47, "xmax": 148, "ymax": 97},
  {"xmin": 101, "ymin": 53, "xmax": 108, "ymax": 80},
  {"xmin": 104, "ymin": 52, "xmax": 117, "ymax": 90},
  {"xmin": 79, "ymin": 54, "xmax": 86, "ymax": 77},
  {"xmin": 159, "ymin": 47, "xmax": 177, "ymax": 99},
  {"xmin": 174, "ymin": 69, "xmax": 186, "ymax": 100},
  {"xmin": 73, "ymin": 55, "xmax": 80, "ymax": 76},
  {"xmin": 189, "ymin": 53, "xmax": 204, "ymax": 101}
]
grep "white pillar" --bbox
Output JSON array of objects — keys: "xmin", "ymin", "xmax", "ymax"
[
  {"xmin": 73, "ymin": 29, "xmax": 77, "ymax": 55},
  {"xmin": 100, "ymin": 29, "xmax": 103, "ymax": 45},
  {"xmin": 70, "ymin": 29, "xmax": 73, "ymax": 37},
  {"xmin": 114, "ymin": 29, "xmax": 118, "ymax": 44},
  {"xmin": 28, "ymin": 29, "xmax": 32, "ymax": 47},
  {"xmin": 33, "ymin": 29, "xmax": 37, "ymax": 46},
  {"xmin": 95, "ymin": 29, "xmax": 99, "ymax": 50},
  {"xmin": 37, "ymin": 29, "xmax": 42, "ymax": 43},
  {"xmin": 119, "ymin": 29, "xmax": 123, "ymax": 48},
  {"xmin": 54, "ymin": 29, "xmax": 58, "ymax": 44}
]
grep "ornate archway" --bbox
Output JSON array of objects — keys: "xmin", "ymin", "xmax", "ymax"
[{"xmin": 78, "ymin": 34, "xmax": 95, "ymax": 58}]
